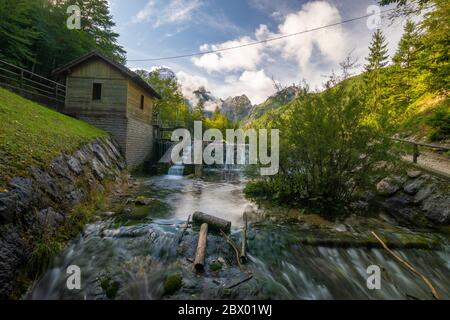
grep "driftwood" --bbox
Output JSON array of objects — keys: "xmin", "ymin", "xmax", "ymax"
[
  {"xmin": 220, "ymin": 230, "xmax": 243, "ymax": 271},
  {"xmin": 239, "ymin": 213, "xmax": 248, "ymax": 264},
  {"xmin": 194, "ymin": 223, "xmax": 208, "ymax": 272},
  {"xmin": 178, "ymin": 214, "xmax": 191, "ymax": 244},
  {"xmin": 193, "ymin": 211, "xmax": 231, "ymax": 233},
  {"xmin": 227, "ymin": 274, "xmax": 253, "ymax": 289},
  {"xmin": 371, "ymin": 231, "xmax": 441, "ymax": 300}
]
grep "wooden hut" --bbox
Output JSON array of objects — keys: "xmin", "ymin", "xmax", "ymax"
[{"xmin": 53, "ymin": 51, "xmax": 161, "ymax": 169}]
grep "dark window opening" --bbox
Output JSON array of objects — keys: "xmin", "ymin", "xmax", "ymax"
[
  {"xmin": 140, "ymin": 95, "xmax": 145, "ymax": 110},
  {"xmin": 92, "ymin": 83, "xmax": 102, "ymax": 101}
]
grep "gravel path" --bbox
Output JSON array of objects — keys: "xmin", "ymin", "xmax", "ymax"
[{"xmin": 402, "ymin": 150, "xmax": 450, "ymax": 177}]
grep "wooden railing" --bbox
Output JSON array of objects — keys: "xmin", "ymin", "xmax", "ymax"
[
  {"xmin": 393, "ymin": 138, "xmax": 450, "ymax": 163},
  {"xmin": 152, "ymin": 119, "xmax": 186, "ymax": 130},
  {"xmin": 0, "ymin": 59, "xmax": 66, "ymax": 103}
]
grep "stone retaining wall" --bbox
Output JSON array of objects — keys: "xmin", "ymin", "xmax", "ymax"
[{"xmin": 0, "ymin": 137, "xmax": 127, "ymax": 299}]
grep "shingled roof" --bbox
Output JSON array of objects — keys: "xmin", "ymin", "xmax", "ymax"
[{"xmin": 53, "ymin": 51, "xmax": 161, "ymax": 99}]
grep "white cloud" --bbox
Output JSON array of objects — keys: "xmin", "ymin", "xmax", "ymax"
[
  {"xmin": 192, "ymin": 36, "xmax": 264, "ymax": 73},
  {"xmin": 133, "ymin": 0, "xmax": 203, "ymax": 27},
  {"xmin": 216, "ymin": 69, "xmax": 276, "ymax": 105},
  {"xmin": 176, "ymin": 71, "xmax": 209, "ymax": 104},
  {"xmin": 134, "ymin": 0, "xmax": 155, "ymax": 23},
  {"xmin": 191, "ymin": 1, "xmax": 348, "ymax": 86},
  {"xmin": 268, "ymin": 1, "xmax": 348, "ymax": 84}
]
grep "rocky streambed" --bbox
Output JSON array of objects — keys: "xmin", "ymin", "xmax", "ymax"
[{"xmin": 26, "ymin": 171, "xmax": 450, "ymax": 300}]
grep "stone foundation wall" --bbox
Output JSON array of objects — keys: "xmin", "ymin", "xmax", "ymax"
[
  {"xmin": 126, "ymin": 116, "xmax": 154, "ymax": 170},
  {"xmin": 0, "ymin": 137, "xmax": 127, "ymax": 299},
  {"xmin": 75, "ymin": 113, "xmax": 128, "ymax": 155},
  {"xmin": 69, "ymin": 113, "xmax": 155, "ymax": 170}
]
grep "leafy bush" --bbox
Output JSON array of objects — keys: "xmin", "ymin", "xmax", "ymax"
[
  {"xmin": 428, "ymin": 109, "xmax": 450, "ymax": 141},
  {"xmin": 248, "ymin": 68, "xmax": 396, "ymax": 214}
]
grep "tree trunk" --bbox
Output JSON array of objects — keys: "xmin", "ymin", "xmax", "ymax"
[
  {"xmin": 193, "ymin": 212, "xmax": 231, "ymax": 233},
  {"xmin": 194, "ymin": 223, "xmax": 208, "ymax": 272}
]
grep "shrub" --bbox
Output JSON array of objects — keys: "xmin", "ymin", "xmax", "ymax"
[
  {"xmin": 249, "ymin": 71, "xmax": 396, "ymax": 214},
  {"xmin": 428, "ymin": 109, "xmax": 450, "ymax": 141}
]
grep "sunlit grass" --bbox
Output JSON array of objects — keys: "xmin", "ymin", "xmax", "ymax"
[{"xmin": 0, "ymin": 87, "xmax": 107, "ymax": 187}]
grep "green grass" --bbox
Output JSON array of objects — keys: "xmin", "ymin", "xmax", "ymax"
[
  {"xmin": 0, "ymin": 87, "xmax": 107, "ymax": 188},
  {"xmin": 399, "ymin": 93, "xmax": 449, "ymax": 141}
]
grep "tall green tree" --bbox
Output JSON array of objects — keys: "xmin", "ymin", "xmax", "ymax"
[
  {"xmin": 0, "ymin": 0, "xmax": 126, "ymax": 76},
  {"xmin": 419, "ymin": 0, "xmax": 449, "ymax": 93},
  {"xmin": 0, "ymin": 0, "xmax": 40, "ymax": 66},
  {"xmin": 364, "ymin": 29, "xmax": 390, "ymax": 116},
  {"xmin": 136, "ymin": 69, "xmax": 190, "ymax": 126},
  {"xmin": 389, "ymin": 20, "xmax": 423, "ymax": 109}
]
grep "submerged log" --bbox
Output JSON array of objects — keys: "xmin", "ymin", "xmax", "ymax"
[
  {"xmin": 193, "ymin": 211, "xmax": 231, "ymax": 233},
  {"xmin": 240, "ymin": 212, "xmax": 248, "ymax": 264},
  {"xmin": 194, "ymin": 223, "xmax": 208, "ymax": 272}
]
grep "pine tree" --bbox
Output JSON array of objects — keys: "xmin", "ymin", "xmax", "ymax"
[
  {"xmin": 390, "ymin": 20, "xmax": 422, "ymax": 108},
  {"xmin": 365, "ymin": 29, "xmax": 389, "ymax": 72},
  {"xmin": 364, "ymin": 29, "xmax": 390, "ymax": 113},
  {"xmin": 419, "ymin": 0, "xmax": 450, "ymax": 93}
]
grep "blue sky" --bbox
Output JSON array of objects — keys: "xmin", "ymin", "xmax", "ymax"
[{"xmin": 108, "ymin": 0, "xmax": 406, "ymax": 106}]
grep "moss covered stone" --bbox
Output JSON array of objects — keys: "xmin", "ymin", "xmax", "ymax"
[
  {"xmin": 164, "ymin": 273, "xmax": 183, "ymax": 295},
  {"xmin": 209, "ymin": 261, "xmax": 223, "ymax": 272}
]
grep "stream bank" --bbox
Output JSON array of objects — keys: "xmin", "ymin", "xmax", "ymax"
[
  {"xmin": 0, "ymin": 137, "xmax": 127, "ymax": 299},
  {"xmin": 27, "ymin": 170, "xmax": 450, "ymax": 300}
]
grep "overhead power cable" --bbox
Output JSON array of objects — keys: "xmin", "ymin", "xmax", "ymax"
[{"xmin": 127, "ymin": 7, "xmax": 397, "ymax": 62}]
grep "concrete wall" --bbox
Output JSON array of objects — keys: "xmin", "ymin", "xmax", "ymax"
[
  {"xmin": 75, "ymin": 113, "xmax": 128, "ymax": 154},
  {"xmin": 126, "ymin": 115, "xmax": 154, "ymax": 169}
]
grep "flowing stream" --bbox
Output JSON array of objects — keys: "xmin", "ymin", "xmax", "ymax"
[{"xmin": 28, "ymin": 168, "xmax": 450, "ymax": 300}]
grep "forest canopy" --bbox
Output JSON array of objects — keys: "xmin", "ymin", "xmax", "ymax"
[{"xmin": 0, "ymin": 0, "xmax": 125, "ymax": 77}]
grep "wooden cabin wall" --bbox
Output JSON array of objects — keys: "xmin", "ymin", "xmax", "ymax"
[{"xmin": 126, "ymin": 80, "xmax": 154, "ymax": 124}]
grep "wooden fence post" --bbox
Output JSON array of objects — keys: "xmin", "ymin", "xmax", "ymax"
[
  {"xmin": 19, "ymin": 70, "xmax": 24, "ymax": 89},
  {"xmin": 413, "ymin": 144, "xmax": 419, "ymax": 164}
]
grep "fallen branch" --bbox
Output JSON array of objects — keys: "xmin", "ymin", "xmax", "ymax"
[
  {"xmin": 240, "ymin": 213, "xmax": 248, "ymax": 264},
  {"xmin": 220, "ymin": 230, "xmax": 243, "ymax": 271},
  {"xmin": 371, "ymin": 231, "xmax": 441, "ymax": 300},
  {"xmin": 194, "ymin": 223, "xmax": 208, "ymax": 272},
  {"xmin": 193, "ymin": 212, "xmax": 231, "ymax": 233},
  {"xmin": 227, "ymin": 274, "xmax": 253, "ymax": 289},
  {"xmin": 178, "ymin": 214, "xmax": 191, "ymax": 244}
]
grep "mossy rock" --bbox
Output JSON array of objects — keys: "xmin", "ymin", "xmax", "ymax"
[
  {"xmin": 164, "ymin": 273, "xmax": 183, "ymax": 295},
  {"xmin": 209, "ymin": 261, "xmax": 223, "ymax": 272},
  {"xmin": 135, "ymin": 196, "xmax": 153, "ymax": 206},
  {"xmin": 99, "ymin": 275, "xmax": 120, "ymax": 299}
]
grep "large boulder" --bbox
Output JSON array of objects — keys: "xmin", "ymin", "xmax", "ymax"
[
  {"xmin": 403, "ymin": 178, "xmax": 426, "ymax": 195},
  {"xmin": 422, "ymin": 194, "xmax": 450, "ymax": 225},
  {"xmin": 376, "ymin": 177, "xmax": 401, "ymax": 196}
]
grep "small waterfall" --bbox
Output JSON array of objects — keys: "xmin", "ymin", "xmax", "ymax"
[
  {"xmin": 167, "ymin": 144, "xmax": 191, "ymax": 177},
  {"xmin": 168, "ymin": 164, "xmax": 184, "ymax": 176}
]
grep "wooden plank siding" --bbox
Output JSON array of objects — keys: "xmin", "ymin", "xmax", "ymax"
[{"xmin": 126, "ymin": 80, "xmax": 154, "ymax": 124}]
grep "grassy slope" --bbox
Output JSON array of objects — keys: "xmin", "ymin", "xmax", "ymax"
[
  {"xmin": 399, "ymin": 92, "xmax": 449, "ymax": 142},
  {"xmin": 0, "ymin": 87, "xmax": 107, "ymax": 188}
]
